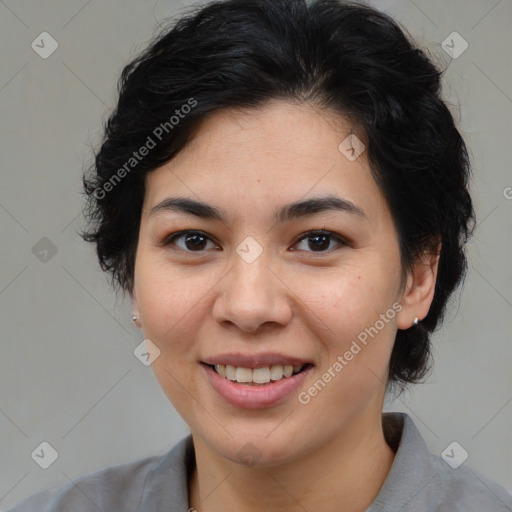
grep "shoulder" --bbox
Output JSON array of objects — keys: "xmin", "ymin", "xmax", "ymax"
[
  {"xmin": 5, "ymin": 454, "xmax": 162, "ymax": 512},
  {"xmin": 372, "ymin": 413, "xmax": 512, "ymax": 512},
  {"xmin": 429, "ymin": 454, "xmax": 512, "ymax": 511},
  {"xmin": 5, "ymin": 436, "xmax": 193, "ymax": 512}
]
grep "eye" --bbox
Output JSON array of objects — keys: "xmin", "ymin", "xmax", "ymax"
[
  {"xmin": 162, "ymin": 230, "xmax": 219, "ymax": 252},
  {"xmin": 161, "ymin": 229, "xmax": 348, "ymax": 254},
  {"xmin": 292, "ymin": 230, "xmax": 348, "ymax": 253}
]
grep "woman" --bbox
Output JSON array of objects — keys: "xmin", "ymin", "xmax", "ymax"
[{"xmin": 7, "ymin": 0, "xmax": 512, "ymax": 510}]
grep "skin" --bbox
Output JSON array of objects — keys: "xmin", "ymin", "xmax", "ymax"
[{"xmin": 131, "ymin": 100, "xmax": 439, "ymax": 512}]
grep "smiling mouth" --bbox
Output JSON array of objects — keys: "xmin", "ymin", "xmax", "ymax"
[{"xmin": 206, "ymin": 363, "xmax": 313, "ymax": 386}]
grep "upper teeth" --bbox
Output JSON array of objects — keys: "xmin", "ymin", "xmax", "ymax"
[{"xmin": 214, "ymin": 364, "xmax": 303, "ymax": 383}]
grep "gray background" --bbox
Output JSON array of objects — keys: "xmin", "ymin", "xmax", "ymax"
[{"xmin": 0, "ymin": 0, "xmax": 511, "ymax": 508}]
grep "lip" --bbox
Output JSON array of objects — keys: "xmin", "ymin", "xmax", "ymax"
[
  {"xmin": 202, "ymin": 352, "xmax": 313, "ymax": 369},
  {"xmin": 201, "ymin": 362, "xmax": 314, "ymax": 409}
]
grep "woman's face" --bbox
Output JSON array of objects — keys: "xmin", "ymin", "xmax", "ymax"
[{"xmin": 132, "ymin": 100, "xmax": 418, "ymax": 466}]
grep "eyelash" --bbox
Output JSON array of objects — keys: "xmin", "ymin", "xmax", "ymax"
[{"xmin": 161, "ymin": 229, "xmax": 349, "ymax": 255}]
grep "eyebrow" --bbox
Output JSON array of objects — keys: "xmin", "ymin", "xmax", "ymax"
[{"xmin": 149, "ymin": 195, "xmax": 367, "ymax": 224}]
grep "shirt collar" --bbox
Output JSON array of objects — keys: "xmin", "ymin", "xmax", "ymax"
[
  {"xmin": 368, "ymin": 412, "xmax": 437, "ymax": 511},
  {"xmin": 136, "ymin": 433, "xmax": 195, "ymax": 512}
]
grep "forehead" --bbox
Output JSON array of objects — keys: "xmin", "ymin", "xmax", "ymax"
[
  {"xmin": 142, "ymin": 100, "xmax": 386, "ymax": 223},
  {"xmin": 177, "ymin": 100, "xmax": 361, "ymax": 165}
]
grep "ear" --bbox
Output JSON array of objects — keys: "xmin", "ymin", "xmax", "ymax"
[
  {"xmin": 396, "ymin": 242, "xmax": 441, "ymax": 330},
  {"xmin": 131, "ymin": 287, "xmax": 142, "ymax": 329}
]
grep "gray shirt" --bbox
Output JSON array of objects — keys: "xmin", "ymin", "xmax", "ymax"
[{"xmin": 6, "ymin": 413, "xmax": 512, "ymax": 511}]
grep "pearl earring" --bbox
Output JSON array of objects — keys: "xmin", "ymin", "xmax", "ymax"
[
  {"xmin": 132, "ymin": 314, "xmax": 138, "ymax": 322},
  {"xmin": 413, "ymin": 316, "xmax": 419, "ymax": 325}
]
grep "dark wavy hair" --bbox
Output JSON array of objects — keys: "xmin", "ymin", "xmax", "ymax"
[{"xmin": 80, "ymin": 0, "xmax": 475, "ymax": 388}]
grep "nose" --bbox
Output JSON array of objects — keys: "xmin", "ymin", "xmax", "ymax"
[{"xmin": 211, "ymin": 252, "xmax": 293, "ymax": 333}]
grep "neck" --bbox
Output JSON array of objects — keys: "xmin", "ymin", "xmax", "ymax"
[{"xmin": 188, "ymin": 409, "xmax": 396, "ymax": 512}]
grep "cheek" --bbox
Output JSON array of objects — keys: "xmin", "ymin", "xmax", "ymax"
[
  {"xmin": 135, "ymin": 256, "xmax": 215, "ymax": 347},
  {"xmin": 294, "ymin": 265, "xmax": 399, "ymax": 399},
  {"xmin": 295, "ymin": 263, "xmax": 398, "ymax": 339},
  {"xmin": 150, "ymin": 360, "xmax": 203, "ymax": 430},
  {"xmin": 136, "ymin": 266, "xmax": 208, "ymax": 413},
  {"xmin": 297, "ymin": 272, "xmax": 398, "ymax": 420}
]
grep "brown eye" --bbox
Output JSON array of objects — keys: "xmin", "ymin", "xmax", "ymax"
[
  {"xmin": 292, "ymin": 230, "xmax": 347, "ymax": 253},
  {"xmin": 163, "ymin": 231, "xmax": 218, "ymax": 252}
]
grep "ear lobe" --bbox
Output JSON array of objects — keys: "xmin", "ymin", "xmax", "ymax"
[
  {"xmin": 396, "ymin": 244, "xmax": 441, "ymax": 330},
  {"xmin": 131, "ymin": 288, "xmax": 142, "ymax": 328}
]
